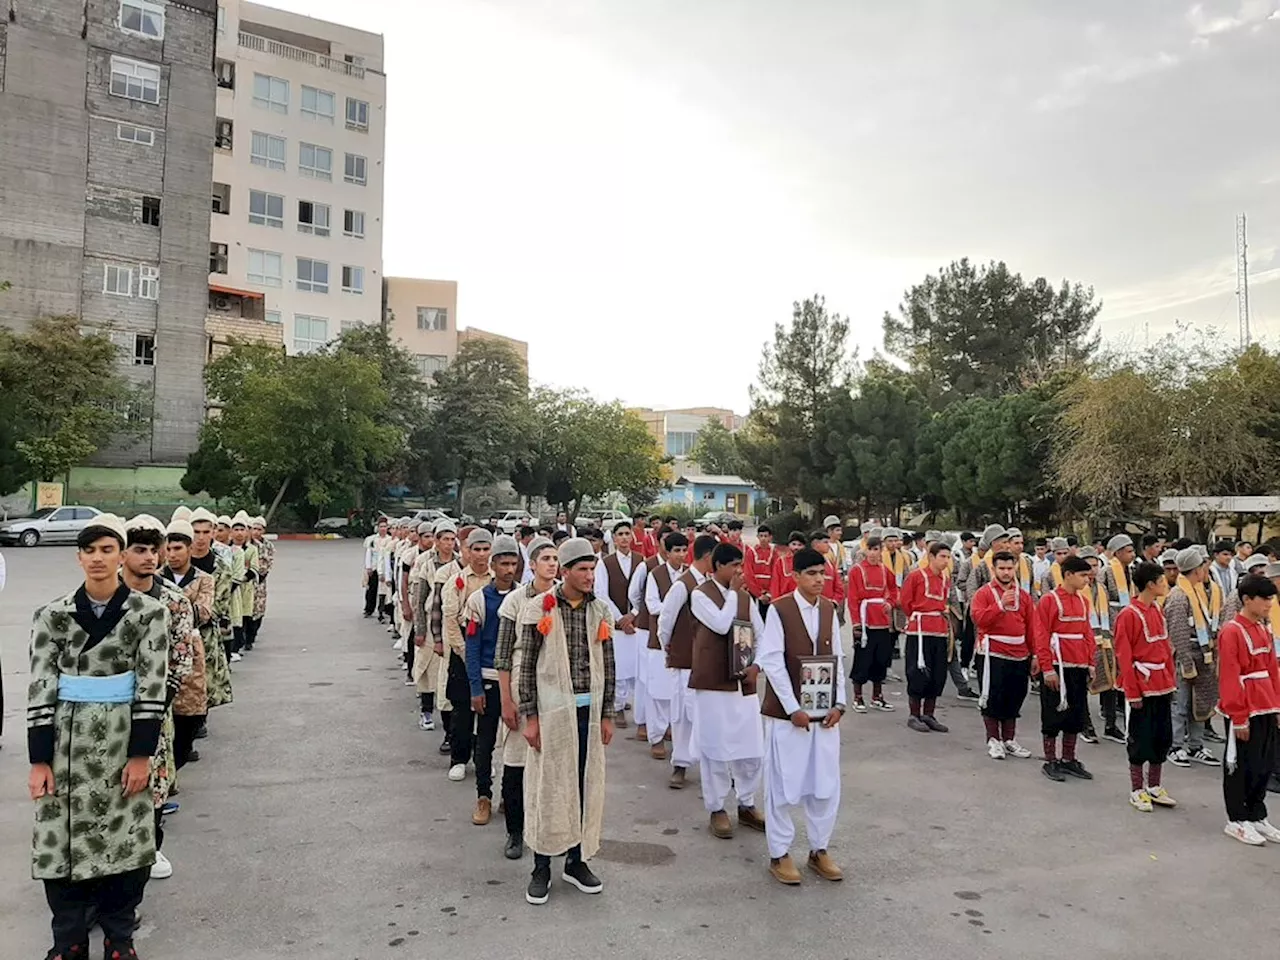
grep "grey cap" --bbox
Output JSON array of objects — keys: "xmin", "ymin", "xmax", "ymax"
[
  {"xmin": 466, "ymin": 528, "xmax": 493, "ymax": 548},
  {"xmin": 1005, "ymin": 526, "xmax": 1023, "ymax": 540},
  {"xmin": 1194, "ymin": 544, "xmax": 1210, "ymax": 560},
  {"xmin": 980, "ymin": 523, "xmax": 1007, "ymax": 549},
  {"xmin": 823, "ymin": 515, "xmax": 841, "ymax": 528},
  {"xmin": 1158, "ymin": 549, "xmax": 1178, "ymax": 566},
  {"xmin": 526, "ymin": 536, "xmax": 555, "ymax": 561},
  {"xmin": 882, "ymin": 527, "xmax": 902, "ymax": 540},
  {"xmin": 434, "ymin": 519, "xmax": 457, "ymax": 535},
  {"xmin": 1049, "ymin": 537, "xmax": 1069, "ymax": 551},
  {"xmin": 1265, "ymin": 562, "xmax": 1280, "ymax": 579},
  {"xmin": 1107, "ymin": 534, "xmax": 1134, "ymax": 552},
  {"xmin": 492, "ymin": 534, "xmax": 519, "ymax": 558},
  {"xmin": 1243, "ymin": 554, "xmax": 1268, "ymax": 572},
  {"xmin": 860, "ymin": 521, "xmax": 875, "ymax": 534},
  {"xmin": 867, "ymin": 526, "xmax": 883, "ymax": 540},
  {"xmin": 924, "ymin": 529, "xmax": 942, "ymax": 544},
  {"xmin": 1175, "ymin": 546, "xmax": 1205, "ymax": 573},
  {"xmin": 558, "ymin": 536, "xmax": 596, "ymax": 568},
  {"xmin": 418, "ymin": 521, "xmax": 434, "ymax": 535},
  {"xmin": 1079, "ymin": 545, "xmax": 1099, "ymax": 560}
]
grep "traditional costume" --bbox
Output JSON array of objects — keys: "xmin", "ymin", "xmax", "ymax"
[
  {"xmin": 899, "ymin": 565, "xmax": 952, "ymax": 731},
  {"xmin": 1035, "ymin": 581, "xmax": 1098, "ymax": 780},
  {"xmin": 657, "ymin": 564, "xmax": 705, "ymax": 786},
  {"xmin": 970, "ymin": 577, "xmax": 1036, "ymax": 759},
  {"xmin": 846, "ymin": 555, "xmax": 898, "ymax": 709},
  {"xmin": 161, "ymin": 531, "xmax": 214, "ymax": 774},
  {"xmin": 1113, "ymin": 596, "xmax": 1177, "ymax": 810},
  {"xmin": 246, "ymin": 516, "xmax": 273, "ymax": 647},
  {"xmin": 442, "ymin": 529, "xmax": 495, "ymax": 777},
  {"xmin": 1095, "ymin": 534, "xmax": 1135, "ymax": 741},
  {"xmin": 363, "ymin": 521, "xmax": 387, "ymax": 617},
  {"xmin": 642, "ymin": 557, "xmax": 684, "ymax": 757},
  {"xmin": 189, "ymin": 508, "xmax": 233, "ymax": 710},
  {"xmin": 628, "ymin": 553, "xmax": 662, "ymax": 741},
  {"xmin": 1165, "ymin": 547, "xmax": 1221, "ymax": 765},
  {"xmin": 1217, "ymin": 611, "xmax": 1280, "ymax": 844},
  {"xmin": 595, "ymin": 545, "xmax": 639, "ymax": 723}
]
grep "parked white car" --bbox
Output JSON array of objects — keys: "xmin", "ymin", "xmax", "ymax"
[
  {"xmin": 0, "ymin": 505, "xmax": 104, "ymax": 547},
  {"xmin": 577, "ymin": 509, "xmax": 632, "ymax": 530},
  {"xmin": 495, "ymin": 510, "xmax": 533, "ymax": 534}
]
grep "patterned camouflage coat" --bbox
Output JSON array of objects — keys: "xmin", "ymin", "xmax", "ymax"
[
  {"xmin": 141, "ymin": 578, "xmax": 196, "ymax": 808},
  {"xmin": 252, "ymin": 536, "xmax": 275, "ymax": 618},
  {"xmin": 164, "ymin": 565, "xmax": 214, "ymax": 718},
  {"xmin": 27, "ymin": 584, "xmax": 169, "ymax": 881},
  {"xmin": 206, "ymin": 549, "xmax": 235, "ymax": 707},
  {"xmin": 228, "ymin": 544, "xmax": 250, "ymax": 626}
]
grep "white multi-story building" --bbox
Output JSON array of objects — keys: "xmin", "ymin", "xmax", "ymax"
[{"xmin": 210, "ymin": 0, "xmax": 385, "ymax": 354}]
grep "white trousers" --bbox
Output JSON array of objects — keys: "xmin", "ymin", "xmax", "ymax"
[
  {"xmin": 671, "ymin": 709, "xmax": 697, "ymax": 769},
  {"xmin": 614, "ymin": 678, "xmax": 634, "ymax": 713},
  {"xmin": 765, "ymin": 783, "xmax": 840, "ymax": 859},
  {"xmin": 700, "ymin": 758, "xmax": 762, "ymax": 813},
  {"xmin": 634, "ymin": 665, "xmax": 648, "ymax": 726},
  {"xmin": 646, "ymin": 696, "xmax": 671, "ymax": 745}
]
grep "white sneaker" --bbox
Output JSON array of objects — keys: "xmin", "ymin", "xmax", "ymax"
[
  {"xmin": 150, "ymin": 850, "xmax": 173, "ymax": 879},
  {"xmin": 1147, "ymin": 785, "xmax": 1177, "ymax": 808},
  {"xmin": 1253, "ymin": 819, "xmax": 1280, "ymax": 843},
  {"xmin": 1225, "ymin": 821, "xmax": 1267, "ymax": 846},
  {"xmin": 1168, "ymin": 747, "xmax": 1191, "ymax": 768},
  {"xmin": 230, "ymin": 652, "xmax": 243, "ymax": 663},
  {"xmin": 987, "ymin": 738, "xmax": 1006, "ymax": 760},
  {"xmin": 393, "ymin": 638, "xmax": 404, "ymax": 652},
  {"xmin": 419, "ymin": 713, "xmax": 435, "ymax": 731},
  {"xmin": 1003, "ymin": 739, "xmax": 1033, "ymax": 759},
  {"xmin": 1129, "ymin": 790, "xmax": 1153, "ymax": 813},
  {"xmin": 448, "ymin": 763, "xmax": 467, "ymax": 782}
]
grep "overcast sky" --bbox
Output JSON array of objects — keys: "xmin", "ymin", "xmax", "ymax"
[{"xmin": 268, "ymin": 0, "xmax": 1280, "ymax": 411}]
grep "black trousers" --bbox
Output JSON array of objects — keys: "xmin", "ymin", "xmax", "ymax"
[
  {"xmin": 244, "ymin": 615, "xmax": 262, "ymax": 648},
  {"xmin": 960, "ymin": 614, "xmax": 976, "ymax": 669},
  {"xmin": 419, "ymin": 692, "xmax": 436, "ymax": 714},
  {"xmin": 364, "ymin": 575, "xmax": 379, "ymax": 615},
  {"xmin": 45, "ymin": 867, "xmax": 149, "ymax": 950},
  {"xmin": 230, "ymin": 625, "xmax": 245, "ymax": 655},
  {"xmin": 976, "ymin": 655, "xmax": 1030, "ymax": 721},
  {"xmin": 1127, "ymin": 693, "xmax": 1173, "ymax": 765},
  {"xmin": 1224, "ymin": 714, "xmax": 1278, "ymax": 823},
  {"xmin": 1040, "ymin": 667, "xmax": 1089, "ymax": 736},
  {"xmin": 404, "ymin": 630, "xmax": 415, "ymax": 678},
  {"xmin": 473, "ymin": 682, "xmax": 503, "ymax": 799},
  {"xmin": 154, "ymin": 808, "xmax": 165, "ymax": 852},
  {"xmin": 173, "ymin": 713, "xmax": 204, "ymax": 769},
  {"xmin": 534, "ymin": 705, "xmax": 590, "ymax": 868},
  {"xmin": 503, "ymin": 763, "xmax": 525, "ymax": 837},
  {"xmin": 448, "ymin": 653, "xmax": 475, "ymax": 765},
  {"xmin": 850, "ymin": 628, "xmax": 893, "ymax": 685},
  {"xmin": 905, "ymin": 634, "xmax": 949, "ymax": 699}
]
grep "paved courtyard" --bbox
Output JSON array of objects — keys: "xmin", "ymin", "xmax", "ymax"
[{"xmin": 0, "ymin": 540, "xmax": 1277, "ymax": 959}]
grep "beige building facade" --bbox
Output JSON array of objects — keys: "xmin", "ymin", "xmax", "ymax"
[{"xmin": 382, "ymin": 276, "xmax": 526, "ymax": 378}]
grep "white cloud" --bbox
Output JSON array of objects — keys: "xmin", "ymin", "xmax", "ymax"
[
  {"xmin": 1186, "ymin": 0, "xmax": 1280, "ymax": 38},
  {"xmin": 1033, "ymin": 51, "xmax": 1180, "ymax": 111}
]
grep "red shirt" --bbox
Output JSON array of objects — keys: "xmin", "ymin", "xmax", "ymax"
[
  {"xmin": 1217, "ymin": 615, "xmax": 1280, "ymax": 729},
  {"xmin": 634, "ymin": 530, "xmax": 657, "ymax": 559},
  {"xmin": 743, "ymin": 543, "xmax": 777, "ymax": 599},
  {"xmin": 847, "ymin": 560, "xmax": 898, "ymax": 629},
  {"xmin": 970, "ymin": 580, "xmax": 1036, "ymax": 660},
  {"xmin": 899, "ymin": 568, "xmax": 950, "ymax": 636},
  {"xmin": 1035, "ymin": 587, "xmax": 1097, "ymax": 673},
  {"xmin": 770, "ymin": 551, "xmax": 798, "ymax": 600},
  {"xmin": 820, "ymin": 555, "xmax": 844, "ymax": 607},
  {"xmin": 1112, "ymin": 599, "xmax": 1175, "ymax": 702}
]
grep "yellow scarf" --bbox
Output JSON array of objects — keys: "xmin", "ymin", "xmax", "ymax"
[
  {"xmin": 1050, "ymin": 561, "xmax": 1063, "ymax": 588},
  {"xmin": 1082, "ymin": 580, "xmax": 1110, "ymax": 630},
  {"xmin": 982, "ymin": 549, "xmax": 1031, "ymax": 591},
  {"xmin": 884, "ymin": 548, "xmax": 908, "ymax": 587},
  {"xmin": 1178, "ymin": 574, "xmax": 1218, "ymax": 647},
  {"xmin": 1270, "ymin": 600, "xmax": 1280, "ymax": 640},
  {"xmin": 1108, "ymin": 556, "xmax": 1131, "ymax": 606}
]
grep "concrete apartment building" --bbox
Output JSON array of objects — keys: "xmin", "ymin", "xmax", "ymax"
[
  {"xmin": 211, "ymin": 0, "xmax": 386, "ymax": 355},
  {"xmin": 382, "ymin": 276, "xmax": 528, "ymax": 378},
  {"xmin": 632, "ymin": 407, "xmax": 744, "ymax": 457},
  {"xmin": 0, "ymin": 0, "xmax": 220, "ymax": 464}
]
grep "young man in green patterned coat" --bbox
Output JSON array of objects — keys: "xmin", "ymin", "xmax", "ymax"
[{"xmin": 28, "ymin": 514, "xmax": 169, "ymax": 960}]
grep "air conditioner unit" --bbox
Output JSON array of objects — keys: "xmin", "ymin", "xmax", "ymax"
[{"xmin": 213, "ymin": 296, "xmax": 233, "ymax": 312}]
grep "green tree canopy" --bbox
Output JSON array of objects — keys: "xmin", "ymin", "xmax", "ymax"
[{"xmin": 689, "ymin": 417, "xmax": 747, "ymax": 476}]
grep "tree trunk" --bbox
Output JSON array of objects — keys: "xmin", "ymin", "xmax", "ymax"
[
  {"xmin": 456, "ymin": 477, "xmax": 467, "ymax": 515},
  {"xmin": 566, "ymin": 498, "xmax": 577, "ymax": 524},
  {"xmin": 264, "ymin": 476, "xmax": 291, "ymax": 525}
]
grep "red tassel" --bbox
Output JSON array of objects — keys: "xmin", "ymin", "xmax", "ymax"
[
  {"xmin": 597, "ymin": 620, "xmax": 612, "ymax": 643},
  {"xmin": 537, "ymin": 615, "xmax": 553, "ymax": 636},
  {"xmin": 466, "ymin": 619, "xmax": 478, "ymax": 636},
  {"xmin": 542, "ymin": 593, "xmax": 556, "ymax": 612},
  {"xmin": 455, "ymin": 576, "xmax": 464, "ymax": 590}
]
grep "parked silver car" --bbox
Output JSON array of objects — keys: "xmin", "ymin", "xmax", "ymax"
[{"xmin": 0, "ymin": 505, "xmax": 105, "ymax": 547}]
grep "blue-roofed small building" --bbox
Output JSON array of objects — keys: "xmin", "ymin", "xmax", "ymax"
[{"xmin": 664, "ymin": 474, "xmax": 760, "ymax": 516}]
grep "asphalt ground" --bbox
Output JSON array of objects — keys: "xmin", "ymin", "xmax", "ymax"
[{"xmin": 1, "ymin": 541, "xmax": 1278, "ymax": 959}]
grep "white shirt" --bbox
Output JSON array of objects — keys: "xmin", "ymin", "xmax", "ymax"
[
  {"xmin": 758, "ymin": 591, "xmax": 845, "ymax": 715},
  {"xmin": 657, "ymin": 565, "xmax": 706, "ymax": 651},
  {"xmin": 690, "ymin": 582, "xmax": 765, "ymax": 639},
  {"xmin": 593, "ymin": 550, "xmax": 635, "ymax": 620},
  {"xmin": 363, "ymin": 534, "xmax": 378, "ymax": 571},
  {"xmin": 0, "ymin": 549, "xmax": 6, "ymax": 592},
  {"xmin": 644, "ymin": 563, "xmax": 683, "ymax": 634}
]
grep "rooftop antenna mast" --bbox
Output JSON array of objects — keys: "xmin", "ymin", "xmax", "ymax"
[{"xmin": 1236, "ymin": 213, "xmax": 1251, "ymax": 349}]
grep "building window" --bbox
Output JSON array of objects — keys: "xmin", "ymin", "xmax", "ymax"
[
  {"xmin": 296, "ymin": 258, "xmax": 329, "ymax": 294},
  {"xmin": 247, "ymin": 249, "xmax": 283, "ymax": 287},
  {"xmin": 109, "ymin": 56, "xmax": 161, "ymax": 104},
  {"xmin": 249, "ymin": 131, "xmax": 286, "ymax": 171},
  {"xmin": 416, "ymin": 306, "xmax": 448, "ymax": 331},
  {"xmin": 265, "ymin": 310, "xmax": 282, "ymax": 325},
  {"xmin": 117, "ymin": 122, "xmax": 154, "ymax": 145},
  {"xmin": 666, "ymin": 431, "xmax": 698, "ymax": 457},
  {"xmin": 301, "ymin": 85, "xmax": 335, "ymax": 122},
  {"xmin": 216, "ymin": 59, "xmax": 235, "ymax": 89},
  {"xmin": 139, "ymin": 265, "xmax": 159, "ymax": 300},
  {"xmin": 345, "ymin": 97, "xmax": 370, "ymax": 131},
  {"xmin": 141, "ymin": 196, "xmax": 161, "ymax": 226},
  {"xmin": 119, "ymin": 1, "xmax": 165, "ymax": 39},
  {"xmin": 133, "ymin": 333, "xmax": 156, "ymax": 366},
  {"xmin": 252, "ymin": 73, "xmax": 289, "ymax": 113},
  {"xmin": 344, "ymin": 153, "xmax": 367, "ymax": 185},
  {"xmin": 210, "ymin": 243, "xmax": 229, "ymax": 274},
  {"xmin": 341, "ymin": 265, "xmax": 364, "ymax": 295},
  {"xmin": 215, "ymin": 118, "xmax": 233, "ymax": 150},
  {"xmin": 211, "ymin": 182, "xmax": 231, "ymax": 214},
  {"xmin": 415, "ymin": 354, "xmax": 449, "ymax": 378},
  {"xmin": 343, "ymin": 209, "xmax": 365, "ymax": 238},
  {"xmin": 217, "ymin": 5, "xmax": 226, "ymax": 33},
  {"xmin": 248, "ymin": 190, "xmax": 284, "ymax": 228},
  {"xmin": 299, "ymin": 142, "xmax": 332, "ymax": 180},
  {"xmin": 293, "ymin": 314, "xmax": 328, "ymax": 354},
  {"xmin": 297, "ymin": 200, "xmax": 331, "ymax": 236},
  {"xmin": 340, "ymin": 320, "xmax": 363, "ymax": 333},
  {"xmin": 103, "ymin": 264, "xmax": 134, "ymax": 297}
]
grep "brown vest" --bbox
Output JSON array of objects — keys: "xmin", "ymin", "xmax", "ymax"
[
  {"xmin": 666, "ymin": 570, "xmax": 700, "ymax": 669},
  {"xmin": 689, "ymin": 579, "xmax": 755, "ymax": 694},
  {"xmin": 603, "ymin": 553, "xmax": 633, "ymax": 617},
  {"xmin": 761, "ymin": 593, "xmax": 834, "ymax": 719},
  {"xmin": 645, "ymin": 561, "xmax": 674, "ymax": 648},
  {"xmin": 634, "ymin": 554, "xmax": 662, "ymax": 632},
  {"xmin": 514, "ymin": 548, "xmax": 525, "ymax": 583}
]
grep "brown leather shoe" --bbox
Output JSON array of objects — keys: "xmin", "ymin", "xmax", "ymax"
[
  {"xmin": 709, "ymin": 810, "xmax": 734, "ymax": 839},
  {"xmin": 807, "ymin": 849, "xmax": 843, "ymax": 881},
  {"xmin": 635, "ymin": 723, "xmax": 648, "ymax": 741},
  {"xmin": 650, "ymin": 742, "xmax": 667, "ymax": 760},
  {"xmin": 737, "ymin": 805, "xmax": 766, "ymax": 832},
  {"xmin": 472, "ymin": 797, "xmax": 492, "ymax": 826},
  {"xmin": 668, "ymin": 766, "xmax": 687, "ymax": 789},
  {"xmin": 615, "ymin": 709, "xmax": 629, "ymax": 729},
  {"xmin": 664, "ymin": 726, "xmax": 672, "ymax": 742},
  {"xmin": 769, "ymin": 854, "xmax": 802, "ymax": 885}
]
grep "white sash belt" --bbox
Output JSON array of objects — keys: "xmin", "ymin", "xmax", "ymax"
[
  {"xmin": 858, "ymin": 598, "xmax": 889, "ymax": 648},
  {"xmin": 977, "ymin": 635, "xmax": 1026, "ymax": 709},
  {"xmin": 1225, "ymin": 671, "xmax": 1271, "ymax": 772},
  {"xmin": 1049, "ymin": 632, "xmax": 1082, "ymax": 711}
]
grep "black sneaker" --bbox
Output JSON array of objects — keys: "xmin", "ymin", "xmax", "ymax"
[
  {"xmin": 1203, "ymin": 726, "xmax": 1226, "ymax": 743},
  {"xmin": 1267, "ymin": 773, "xmax": 1280, "ymax": 795},
  {"xmin": 438, "ymin": 736, "xmax": 452, "ymax": 755},
  {"xmin": 193, "ymin": 723, "xmax": 208, "ymax": 740},
  {"xmin": 526, "ymin": 865, "xmax": 551, "ymax": 904},
  {"xmin": 45, "ymin": 946, "xmax": 90, "ymax": 960},
  {"xmin": 907, "ymin": 717, "xmax": 931, "ymax": 733},
  {"xmin": 1102, "ymin": 726, "xmax": 1126, "ymax": 744},
  {"xmin": 1041, "ymin": 760, "xmax": 1066, "ymax": 782},
  {"xmin": 1060, "ymin": 759, "xmax": 1093, "ymax": 780},
  {"xmin": 187, "ymin": 749, "xmax": 200, "ymax": 763},
  {"xmin": 504, "ymin": 833, "xmax": 524, "ymax": 860},
  {"xmin": 955, "ymin": 687, "xmax": 979, "ymax": 702},
  {"xmin": 102, "ymin": 937, "xmax": 140, "ymax": 959},
  {"xmin": 921, "ymin": 715, "xmax": 949, "ymax": 733},
  {"xmin": 562, "ymin": 860, "xmax": 603, "ymax": 894},
  {"xmin": 1080, "ymin": 729, "xmax": 1099, "ymax": 744}
]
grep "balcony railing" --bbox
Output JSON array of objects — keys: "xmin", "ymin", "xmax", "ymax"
[{"xmin": 238, "ymin": 32, "xmax": 367, "ymax": 79}]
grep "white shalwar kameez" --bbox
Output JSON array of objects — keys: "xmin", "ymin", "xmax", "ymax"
[
  {"xmin": 758, "ymin": 594, "xmax": 845, "ymax": 859},
  {"xmin": 689, "ymin": 587, "xmax": 765, "ymax": 812},
  {"xmin": 643, "ymin": 563, "xmax": 684, "ymax": 746},
  {"xmin": 658, "ymin": 565, "xmax": 706, "ymax": 770},
  {"xmin": 595, "ymin": 550, "xmax": 638, "ymax": 713},
  {"xmin": 629, "ymin": 563, "xmax": 650, "ymax": 728}
]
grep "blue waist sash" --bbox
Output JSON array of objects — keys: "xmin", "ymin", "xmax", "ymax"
[
  {"xmin": 57, "ymin": 672, "xmax": 136, "ymax": 704},
  {"xmin": 574, "ymin": 692, "xmax": 592, "ymax": 708}
]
